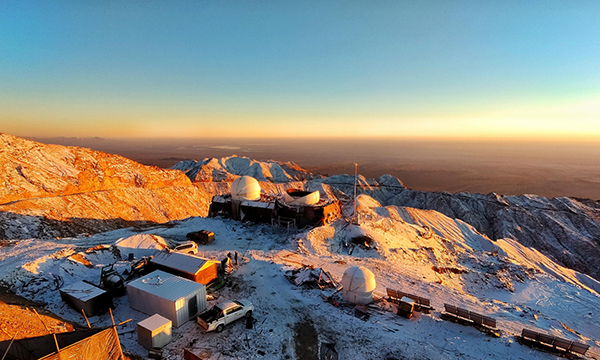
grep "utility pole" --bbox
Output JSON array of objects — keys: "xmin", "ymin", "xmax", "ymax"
[{"xmin": 353, "ymin": 163, "xmax": 358, "ymax": 225}]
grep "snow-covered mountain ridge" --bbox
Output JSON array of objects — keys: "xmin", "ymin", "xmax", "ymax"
[
  {"xmin": 172, "ymin": 156, "xmax": 319, "ymax": 183},
  {"xmin": 2, "ymin": 134, "xmax": 599, "ymax": 285},
  {"xmin": 0, "ymin": 133, "xmax": 191, "ymax": 204},
  {"xmin": 0, "ymin": 134, "xmax": 211, "ymax": 239},
  {"xmin": 173, "ymin": 156, "xmax": 600, "ymax": 282}
]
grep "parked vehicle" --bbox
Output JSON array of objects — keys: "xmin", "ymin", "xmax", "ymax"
[
  {"xmin": 172, "ymin": 241, "xmax": 198, "ymax": 254},
  {"xmin": 197, "ymin": 299, "xmax": 254, "ymax": 332},
  {"xmin": 186, "ymin": 230, "xmax": 215, "ymax": 245}
]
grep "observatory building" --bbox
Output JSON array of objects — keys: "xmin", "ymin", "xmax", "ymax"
[{"xmin": 208, "ymin": 175, "xmax": 341, "ymax": 228}]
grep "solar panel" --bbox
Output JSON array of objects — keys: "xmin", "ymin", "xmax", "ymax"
[
  {"xmin": 457, "ymin": 308, "xmax": 470, "ymax": 319},
  {"xmin": 470, "ymin": 313, "xmax": 483, "ymax": 325},
  {"xmin": 552, "ymin": 338, "xmax": 572, "ymax": 351},
  {"xmin": 537, "ymin": 334, "xmax": 555, "ymax": 345},
  {"xmin": 570, "ymin": 342, "xmax": 590, "ymax": 355},
  {"xmin": 419, "ymin": 297, "xmax": 431, "ymax": 307},
  {"xmin": 386, "ymin": 288, "xmax": 397, "ymax": 298},
  {"xmin": 521, "ymin": 328, "xmax": 538, "ymax": 340},
  {"xmin": 482, "ymin": 316, "xmax": 497, "ymax": 328},
  {"xmin": 444, "ymin": 304, "xmax": 458, "ymax": 315}
]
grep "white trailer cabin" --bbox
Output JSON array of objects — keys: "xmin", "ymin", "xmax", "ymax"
[{"xmin": 127, "ymin": 270, "xmax": 206, "ymax": 327}]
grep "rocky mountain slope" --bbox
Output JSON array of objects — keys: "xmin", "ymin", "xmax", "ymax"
[
  {"xmin": 172, "ymin": 157, "xmax": 600, "ymax": 283},
  {"xmin": 387, "ymin": 190, "xmax": 600, "ymax": 281},
  {"xmin": 0, "ymin": 134, "xmax": 211, "ymax": 239},
  {"xmin": 310, "ymin": 176, "xmax": 600, "ymax": 283},
  {"xmin": 3, "ymin": 134, "xmax": 599, "ymax": 284},
  {"xmin": 173, "ymin": 156, "xmax": 319, "ymax": 183}
]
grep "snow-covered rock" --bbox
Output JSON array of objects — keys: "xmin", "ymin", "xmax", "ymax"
[
  {"xmin": 172, "ymin": 155, "xmax": 318, "ymax": 183},
  {"xmin": 385, "ymin": 188, "xmax": 600, "ymax": 281}
]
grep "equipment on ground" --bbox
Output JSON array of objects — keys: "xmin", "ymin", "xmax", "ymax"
[{"xmin": 100, "ymin": 264, "xmax": 125, "ymax": 295}]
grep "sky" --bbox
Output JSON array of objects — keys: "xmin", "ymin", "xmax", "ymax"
[{"xmin": 1, "ymin": 1, "xmax": 600, "ymax": 140}]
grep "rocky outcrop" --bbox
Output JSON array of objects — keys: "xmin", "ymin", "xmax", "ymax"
[{"xmin": 312, "ymin": 173, "xmax": 405, "ymax": 205}]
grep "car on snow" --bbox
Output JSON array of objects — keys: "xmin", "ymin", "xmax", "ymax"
[
  {"xmin": 172, "ymin": 241, "xmax": 198, "ymax": 254},
  {"xmin": 197, "ymin": 299, "xmax": 254, "ymax": 332}
]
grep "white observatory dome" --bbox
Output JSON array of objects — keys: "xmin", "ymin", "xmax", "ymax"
[
  {"xmin": 230, "ymin": 175, "xmax": 261, "ymax": 201},
  {"xmin": 340, "ymin": 266, "xmax": 376, "ymax": 305}
]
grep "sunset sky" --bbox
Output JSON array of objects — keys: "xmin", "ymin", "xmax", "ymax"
[{"xmin": 1, "ymin": 1, "xmax": 599, "ymax": 140}]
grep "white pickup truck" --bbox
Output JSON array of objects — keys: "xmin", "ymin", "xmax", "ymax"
[{"xmin": 197, "ymin": 299, "xmax": 254, "ymax": 332}]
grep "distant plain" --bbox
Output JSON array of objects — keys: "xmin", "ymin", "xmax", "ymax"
[{"xmin": 34, "ymin": 137, "xmax": 600, "ymax": 200}]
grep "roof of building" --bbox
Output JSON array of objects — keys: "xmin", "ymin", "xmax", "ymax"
[
  {"xmin": 127, "ymin": 270, "xmax": 204, "ymax": 302},
  {"xmin": 150, "ymin": 251, "xmax": 219, "ymax": 275},
  {"xmin": 241, "ymin": 200, "xmax": 275, "ymax": 209},
  {"xmin": 137, "ymin": 313, "xmax": 172, "ymax": 330},
  {"xmin": 60, "ymin": 280, "xmax": 107, "ymax": 302}
]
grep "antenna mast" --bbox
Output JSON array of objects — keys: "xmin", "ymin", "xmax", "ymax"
[{"xmin": 353, "ymin": 163, "xmax": 358, "ymax": 224}]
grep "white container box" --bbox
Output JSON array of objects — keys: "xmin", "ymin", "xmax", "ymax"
[
  {"xmin": 127, "ymin": 270, "xmax": 207, "ymax": 327},
  {"xmin": 137, "ymin": 314, "xmax": 172, "ymax": 350}
]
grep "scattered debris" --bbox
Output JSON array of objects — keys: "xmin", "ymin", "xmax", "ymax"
[
  {"xmin": 124, "ymin": 256, "xmax": 153, "ymax": 281},
  {"xmin": 354, "ymin": 303, "xmax": 370, "ymax": 321},
  {"xmin": 287, "ymin": 266, "xmax": 338, "ymax": 289},
  {"xmin": 67, "ymin": 253, "xmax": 93, "ymax": 268}
]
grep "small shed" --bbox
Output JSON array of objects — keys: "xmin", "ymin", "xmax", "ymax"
[
  {"xmin": 59, "ymin": 280, "xmax": 113, "ymax": 317},
  {"xmin": 127, "ymin": 270, "xmax": 206, "ymax": 327},
  {"xmin": 137, "ymin": 314, "xmax": 172, "ymax": 350},
  {"xmin": 150, "ymin": 251, "xmax": 219, "ymax": 285}
]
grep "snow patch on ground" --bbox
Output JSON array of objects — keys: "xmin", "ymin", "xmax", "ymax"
[{"xmin": 1, "ymin": 206, "xmax": 599, "ymax": 359}]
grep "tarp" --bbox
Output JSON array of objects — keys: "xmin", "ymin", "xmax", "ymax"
[
  {"xmin": 0, "ymin": 327, "xmax": 123, "ymax": 360},
  {"xmin": 40, "ymin": 327, "xmax": 122, "ymax": 360}
]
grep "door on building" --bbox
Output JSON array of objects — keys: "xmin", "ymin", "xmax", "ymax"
[{"xmin": 188, "ymin": 295, "xmax": 198, "ymax": 318}]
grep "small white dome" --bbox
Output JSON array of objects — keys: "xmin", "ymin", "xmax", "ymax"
[
  {"xmin": 284, "ymin": 190, "xmax": 320, "ymax": 206},
  {"xmin": 340, "ymin": 266, "xmax": 376, "ymax": 304},
  {"xmin": 231, "ymin": 175, "xmax": 261, "ymax": 201}
]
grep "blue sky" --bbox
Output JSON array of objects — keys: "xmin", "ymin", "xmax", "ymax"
[{"xmin": 1, "ymin": 1, "xmax": 599, "ymax": 139}]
